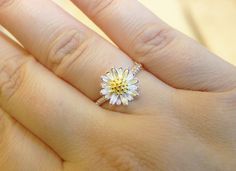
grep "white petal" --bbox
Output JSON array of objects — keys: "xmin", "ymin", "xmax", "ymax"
[
  {"xmin": 122, "ymin": 69, "xmax": 129, "ymax": 79},
  {"xmin": 101, "ymin": 88, "xmax": 109, "ymax": 95},
  {"xmin": 101, "ymin": 83, "xmax": 107, "ymax": 88},
  {"xmin": 117, "ymin": 68, "xmax": 123, "ymax": 78},
  {"xmin": 106, "ymin": 72, "xmax": 114, "ymax": 80},
  {"xmin": 105, "ymin": 94, "xmax": 111, "ymax": 100},
  {"xmin": 128, "ymin": 79, "xmax": 138, "ymax": 85},
  {"xmin": 126, "ymin": 72, "xmax": 134, "ymax": 81},
  {"xmin": 120, "ymin": 94, "xmax": 128, "ymax": 105},
  {"xmin": 128, "ymin": 90, "xmax": 139, "ymax": 97},
  {"xmin": 129, "ymin": 85, "xmax": 138, "ymax": 91},
  {"xmin": 126, "ymin": 94, "xmax": 134, "ymax": 101},
  {"xmin": 111, "ymin": 68, "xmax": 118, "ymax": 78},
  {"xmin": 101, "ymin": 75, "xmax": 109, "ymax": 82},
  {"xmin": 116, "ymin": 98, "xmax": 121, "ymax": 105},
  {"xmin": 109, "ymin": 94, "xmax": 118, "ymax": 105}
]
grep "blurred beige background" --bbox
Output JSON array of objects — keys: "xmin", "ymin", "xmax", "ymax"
[{"xmin": 1, "ymin": 0, "xmax": 236, "ymax": 65}]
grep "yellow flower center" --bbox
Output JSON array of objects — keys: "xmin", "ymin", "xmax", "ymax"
[{"xmin": 109, "ymin": 78, "xmax": 128, "ymax": 95}]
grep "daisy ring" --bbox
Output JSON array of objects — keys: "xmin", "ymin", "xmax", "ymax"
[{"xmin": 96, "ymin": 62, "xmax": 142, "ymax": 106}]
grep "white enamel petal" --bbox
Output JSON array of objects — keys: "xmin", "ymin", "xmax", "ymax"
[
  {"xmin": 101, "ymin": 75, "xmax": 109, "ymax": 82},
  {"xmin": 122, "ymin": 69, "xmax": 129, "ymax": 79},
  {"xmin": 109, "ymin": 94, "xmax": 118, "ymax": 105},
  {"xmin": 129, "ymin": 85, "xmax": 138, "ymax": 91},
  {"xmin": 120, "ymin": 94, "xmax": 128, "ymax": 105},
  {"xmin": 116, "ymin": 98, "xmax": 122, "ymax": 105},
  {"xmin": 126, "ymin": 72, "xmax": 134, "ymax": 81},
  {"xmin": 128, "ymin": 79, "xmax": 138, "ymax": 85},
  {"xmin": 106, "ymin": 72, "xmax": 114, "ymax": 80},
  {"xmin": 126, "ymin": 94, "xmax": 134, "ymax": 101},
  {"xmin": 101, "ymin": 88, "xmax": 109, "ymax": 95},
  {"xmin": 117, "ymin": 68, "xmax": 123, "ymax": 78},
  {"xmin": 111, "ymin": 68, "xmax": 118, "ymax": 78},
  {"xmin": 109, "ymin": 94, "xmax": 115, "ymax": 104},
  {"xmin": 128, "ymin": 90, "xmax": 139, "ymax": 97},
  {"xmin": 101, "ymin": 83, "xmax": 107, "ymax": 88},
  {"xmin": 105, "ymin": 94, "xmax": 112, "ymax": 100}
]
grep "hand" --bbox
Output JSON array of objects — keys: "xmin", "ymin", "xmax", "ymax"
[{"xmin": 0, "ymin": 0, "xmax": 236, "ymax": 170}]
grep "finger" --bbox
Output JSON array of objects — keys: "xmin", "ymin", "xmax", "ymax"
[
  {"xmin": 71, "ymin": 0, "xmax": 236, "ymax": 92},
  {"xmin": 0, "ymin": 108, "xmax": 62, "ymax": 171},
  {"xmin": 0, "ymin": 32, "xmax": 104, "ymax": 160},
  {"xmin": 0, "ymin": 0, "xmax": 173, "ymax": 113}
]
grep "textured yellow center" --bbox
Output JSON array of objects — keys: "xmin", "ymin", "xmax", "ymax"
[{"xmin": 109, "ymin": 78, "xmax": 128, "ymax": 95}]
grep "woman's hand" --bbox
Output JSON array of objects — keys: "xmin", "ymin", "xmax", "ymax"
[{"xmin": 0, "ymin": 0, "xmax": 236, "ymax": 170}]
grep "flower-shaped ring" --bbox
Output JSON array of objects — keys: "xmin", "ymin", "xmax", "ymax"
[{"xmin": 96, "ymin": 62, "xmax": 142, "ymax": 106}]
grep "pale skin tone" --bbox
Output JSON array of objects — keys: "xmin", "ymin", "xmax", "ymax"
[{"xmin": 0, "ymin": 0, "xmax": 236, "ymax": 170}]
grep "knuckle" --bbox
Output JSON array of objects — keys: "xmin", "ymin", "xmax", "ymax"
[
  {"xmin": 132, "ymin": 25, "xmax": 177, "ymax": 63},
  {"xmin": 86, "ymin": 0, "xmax": 116, "ymax": 17},
  {"xmin": 0, "ymin": 0, "xmax": 15, "ymax": 8},
  {"xmin": 47, "ymin": 29, "xmax": 90, "ymax": 75},
  {"xmin": 0, "ymin": 56, "xmax": 30, "ymax": 101}
]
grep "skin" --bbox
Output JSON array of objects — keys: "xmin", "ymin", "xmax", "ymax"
[{"xmin": 0, "ymin": 0, "xmax": 236, "ymax": 170}]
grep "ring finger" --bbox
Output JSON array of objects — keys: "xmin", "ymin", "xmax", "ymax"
[{"xmin": 0, "ymin": 0, "xmax": 173, "ymax": 113}]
